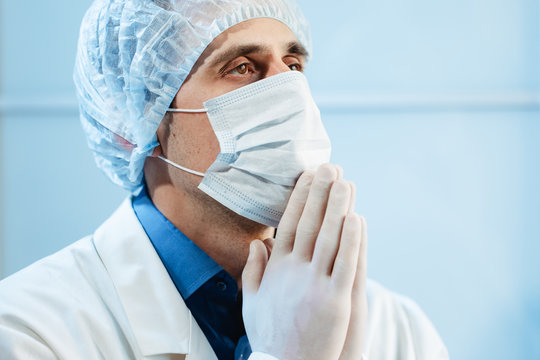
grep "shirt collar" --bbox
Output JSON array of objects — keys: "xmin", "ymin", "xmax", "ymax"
[{"xmin": 132, "ymin": 186, "xmax": 224, "ymax": 300}]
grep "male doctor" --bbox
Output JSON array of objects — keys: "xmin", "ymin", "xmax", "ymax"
[{"xmin": 0, "ymin": 0, "xmax": 449, "ymax": 359}]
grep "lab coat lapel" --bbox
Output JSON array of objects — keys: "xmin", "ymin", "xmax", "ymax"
[{"xmin": 93, "ymin": 198, "xmax": 217, "ymax": 360}]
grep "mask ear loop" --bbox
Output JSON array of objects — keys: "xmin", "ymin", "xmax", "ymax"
[
  {"xmin": 157, "ymin": 156, "xmax": 205, "ymax": 177},
  {"xmin": 159, "ymin": 107, "xmax": 208, "ymax": 177},
  {"xmin": 167, "ymin": 108, "xmax": 207, "ymax": 113}
]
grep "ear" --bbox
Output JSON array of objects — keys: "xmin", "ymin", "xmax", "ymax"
[{"xmin": 150, "ymin": 144, "xmax": 163, "ymax": 157}]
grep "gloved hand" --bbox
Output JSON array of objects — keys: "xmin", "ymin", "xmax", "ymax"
[{"xmin": 242, "ymin": 163, "xmax": 367, "ymax": 360}]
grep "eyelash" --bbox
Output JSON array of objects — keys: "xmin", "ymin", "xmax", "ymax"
[
  {"xmin": 288, "ymin": 63, "xmax": 302, "ymax": 71},
  {"xmin": 229, "ymin": 63, "xmax": 252, "ymax": 75},
  {"xmin": 226, "ymin": 61, "xmax": 303, "ymax": 76}
]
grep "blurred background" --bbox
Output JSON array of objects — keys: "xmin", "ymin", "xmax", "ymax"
[{"xmin": 1, "ymin": 0, "xmax": 539, "ymax": 359}]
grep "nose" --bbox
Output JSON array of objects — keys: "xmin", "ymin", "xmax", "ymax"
[{"xmin": 264, "ymin": 57, "xmax": 292, "ymax": 78}]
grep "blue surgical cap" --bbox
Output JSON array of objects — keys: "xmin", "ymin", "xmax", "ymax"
[{"xmin": 73, "ymin": 0, "xmax": 312, "ymax": 191}]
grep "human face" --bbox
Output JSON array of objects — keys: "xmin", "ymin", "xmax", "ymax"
[{"xmin": 154, "ymin": 18, "xmax": 308, "ymax": 184}]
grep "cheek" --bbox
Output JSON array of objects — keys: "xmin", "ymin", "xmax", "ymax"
[
  {"xmin": 196, "ymin": 119, "xmax": 221, "ymax": 167},
  {"xmin": 169, "ymin": 114, "xmax": 220, "ymax": 169}
]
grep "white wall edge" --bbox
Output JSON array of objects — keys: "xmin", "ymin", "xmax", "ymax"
[
  {"xmin": 315, "ymin": 92, "xmax": 540, "ymax": 112},
  {"xmin": 0, "ymin": 97, "xmax": 80, "ymax": 116},
  {"xmin": 0, "ymin": 93, "xmax": 539, "ymax": 116}
]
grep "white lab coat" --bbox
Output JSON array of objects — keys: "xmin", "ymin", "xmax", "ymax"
[{"xmin": 0, "ymin": 198, "xmax": 449, "ymax": 360}]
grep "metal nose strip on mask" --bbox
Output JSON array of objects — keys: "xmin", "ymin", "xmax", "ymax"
[
  {"xmin": 157, "ymin": 155, "xmax": 205, "ymax": 177},
  {"xmin": 167, "ymin": 108, "xmax": 207, "ymax": 113}
]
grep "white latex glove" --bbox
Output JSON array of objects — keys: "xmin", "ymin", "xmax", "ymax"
[
  {"xmin": 338, "ymin": 177, "xmax": 369, "ymax": 360},
  {"xmin": 242, "ymin": 164, "xmax": 367, "ymax": 360}
]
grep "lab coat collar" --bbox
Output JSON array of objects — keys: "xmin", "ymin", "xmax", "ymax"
[{"xmin": 93, "ymin": 197, "xmax": 217, "ymax": 359}]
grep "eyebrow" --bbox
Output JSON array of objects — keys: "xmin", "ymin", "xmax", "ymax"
[
  {"xmin": 211, "ymin": 41, "xmax": 309, "ymax": 72},
  {"xmin": 286, "ymin": 41, "xmax": 309, "ymax": 58}
]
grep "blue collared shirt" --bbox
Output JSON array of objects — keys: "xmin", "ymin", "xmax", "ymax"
[{"xmin": 132, "ymin": 186, "xmax": 251, "ymax": 360}]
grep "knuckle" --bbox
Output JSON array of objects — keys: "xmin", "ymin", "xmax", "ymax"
[
  {"xmin": 295, "ymin": 226, "xmax": 318, "ymax": 241},
  {"xmin": 276, "ymin": 228, "xmax": 294, "ymax": 241},
  {"xmin": 332, "ymin": 256, "xmax": 352, "ymax": 275},
  {"xmin": 330, "ymin": 179, "xmax": 350, "ymax": 198},
  {"xmin": 322, "ymin": 214, "xmax": 344, "ymax": 231},
  {"xmin": 314, "ymin": 234, "xmax": 334, "ymax": 252}
]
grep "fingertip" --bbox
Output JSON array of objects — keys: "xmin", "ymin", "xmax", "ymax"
[
  {"xmin": 317, "ymin": 163, "xmax": 338, "ymax": 182},
  {"xmin": 263, "ymin": 237, "xmax": 275, "ymax": 245},
  {"xmin": 263, "ymin": 237, "xmax": 275, "ymax": 252},
  {"xmin": 347, "ymin": 180, "xmax": 356, "ymax": 194},
  {"xmin": 335, "ymin": 164, "xmax": 344, "ymax": 179},
  {"xmin": 360, "ymin": 215, "xmax": 367, "ymax": 230},
  {"xmin": 297, "ymin": 170, "xmax": 315, "ymax": 187},
  {"xmin": 343, "ymin": 213, "xmax": 363, "ymax": 241},
  {"xmin": 249, "ymin": 239, "xmax": 264, "ymax": 255},
  {"xmin": 346, "ymin": 212, "xmax": 361, "ymax": 226}
]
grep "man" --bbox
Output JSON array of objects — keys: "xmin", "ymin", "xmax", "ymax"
[{"xmin": 0, "ymin": 0, "xmax": 449, "ymax": 359}]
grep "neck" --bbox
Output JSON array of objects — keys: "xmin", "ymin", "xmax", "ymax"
[{"xmin": 147, "ymin": 180, "xmax": 274, "ymax": 285}]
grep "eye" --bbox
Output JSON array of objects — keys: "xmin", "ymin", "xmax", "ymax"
[
  {"xmin": 230, "ymin": 63, "xmax": 249, "ymax": 75},
  {"xmin": 288, "ymin": 63, "xmax": 302, "ymax": 72}
]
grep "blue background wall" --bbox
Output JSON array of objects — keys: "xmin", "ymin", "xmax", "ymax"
[{"xmin": 1, "ymin": 1, "xmax": 539, "ymax": 359}]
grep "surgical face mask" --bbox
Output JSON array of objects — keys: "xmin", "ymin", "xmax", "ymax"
[{"xmin": 159, "ymin": 71, "xmax": 331, "ymax": 227}]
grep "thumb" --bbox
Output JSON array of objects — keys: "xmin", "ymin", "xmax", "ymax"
[
  {"xmin": 262, "ymin": 237, "xmax": 275, "ymax": 258},
  {"xmin": 242, "ymin": 240, "xmax": 269, "ymax": 295}
]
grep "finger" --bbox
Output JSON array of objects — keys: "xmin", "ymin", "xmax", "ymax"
[
  {"xmin": 242, "ymin": 240, "xmax": 269, "ymax": 295},
  {"xmin": 274, "ymin": 171, "xmax": 314, "ymax": 256},
  {"xmin": 293, "ymin": 164, "xmax": 339, "ymax": 261},
  {"xmin": 347, "ymin": 181, "xmax": 356, "ymax": 215},
  {"xmin": 331, "ymin": 213, "xmax": 363, "ymax": 291},
  {"xmin": 312, "ymin": 180, "xmax": 351, "ymax": 275},
  {"xmin": 335, "ymin": 164, "xmax": 344, "ymax": 180},
  {"xmin": 263, "ymin": 237, "xmax": 275, "ymax": 258},
  {"xmin": 354, "ymin": 216, "xmax": 368, "ymax": 293},
  {"xmin": 339, "ymin": 216, "xmax": 368, "ymax": 360}
]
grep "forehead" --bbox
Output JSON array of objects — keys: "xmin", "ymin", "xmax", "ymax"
[{"xmin": 201, "ymin": 18, "xmax": 304, "ymax": 60}]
